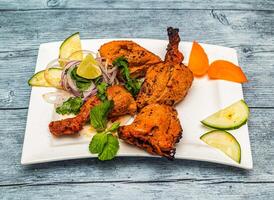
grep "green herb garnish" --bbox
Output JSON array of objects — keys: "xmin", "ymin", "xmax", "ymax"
[
  {"xmin": 96, "ymin": 82, "xmax": 108, "ymax": 101},
  {"xmin": 89, "ymin": 122, "xmax": 120, "ymax": 161},
  {"xmin": 113, "ymin": 57, "xmax": 141, "ymax": 96},
  {"xmin": 56, "ymin": 97, "xmax": 83, "ymax": 115},
  {"xmin": 70, "ymin": 67, "xmax": 92, "ymax": 92},
  {"xmin": 90, "ymin": 100, "xmax": 114, "ymax": 132}
]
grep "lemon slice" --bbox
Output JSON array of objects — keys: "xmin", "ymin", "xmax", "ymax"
[
  {"xmin": 59, "ymin": 32, "xmax": 83, "ymax": 67},
  {"xmin": 76, "ymin": 54, "xmax": 102, "ymax": 79}
]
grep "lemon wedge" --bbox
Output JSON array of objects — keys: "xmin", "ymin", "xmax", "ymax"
[{"xmin": 76, "ymin": 54, "xmax": 102, "ymax": 79}]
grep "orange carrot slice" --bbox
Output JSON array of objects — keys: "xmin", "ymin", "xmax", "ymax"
[
  {"xmin": 208, "ymin": 60, "xmax": 248, "ymax": 83},
  {"xmin": 188, "ymin": 41, "xmax": 209, "ymax": 76}
]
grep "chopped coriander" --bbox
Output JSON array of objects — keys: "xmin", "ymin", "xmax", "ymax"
[
  {"xmin": 70, "ymin": 67, "xmax": 92, "ymax": 91},
  {"xmin": 96, "ymin": 82, "xmax": 108, "ymax": 101},
  {"xmin": 56, "ymin": 97, "xmax": 83, "ymax": 115},
  {"xmin": 113, "ymin": 57, "xmax": 141, "ymax": 96}
]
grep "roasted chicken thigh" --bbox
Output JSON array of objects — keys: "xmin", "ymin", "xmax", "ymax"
[
  {"xmin": 99, "ymin": 40, "xmax": 162, "ymax": 78},
  {"xmin": 118, "ymin": 104, "xmax": 182, "ymax": 159}
]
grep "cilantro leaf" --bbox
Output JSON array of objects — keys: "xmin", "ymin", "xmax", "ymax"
[
  {"xmin": 70, "ymin": 67, "xmax": 92, "ymax": 92},
  {"xmin": 56, "ymin": 97, "xmax": 83, "ymax": 115},
  {"xmin": 107, "ymin": 122, "xmax": 120, "ymax": 132},
  {"xmin": 98, "ymin": 134, "xmax": 119, "ymax": 161},
  {"xmin": 89, "ymin": 133, "xmax": 108, "ymax": 154},
  {"xmin": 113, "ymin": 57, "xmax": 141, "ymax": 96},
  {"xmin": 76, "ymin": 81, "xmax": 91, "ymax": 92},
  {"xmin": 70, "ymin": 67, "xmax": 91, "ymax": 83},
  {"xmin": 90, "ymin": 100, "xmax": 114, "ymax": 132},
  {"xmin": 96, "ymin": 82, "xmax": 108, "ymax": 101}
]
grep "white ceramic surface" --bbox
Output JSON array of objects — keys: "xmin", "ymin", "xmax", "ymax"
[{"xmin": 21, "ymin": 39, "xmax": 252, "ymax": 169}]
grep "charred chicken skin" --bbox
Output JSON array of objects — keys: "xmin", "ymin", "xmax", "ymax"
[
  {"xmin": 136, "ymin": 27, "xmax": 194, "ymax": 109},
  {"xmin": 49, "ymin": 85, "xmax": 137, "ymax": 136},
  {"xmin": 99, "ymin": 40, "xmax": 162, "ymax": 78},
  {"xmin": 49, "ymin": 96, "xmax": 101, "ymax": 136},
  {"xmin": 118, "ymin": 104, "xmax": 182, "ymax": 159}
]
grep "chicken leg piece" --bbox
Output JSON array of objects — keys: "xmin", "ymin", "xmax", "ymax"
[
  {"xmin": 136, "ymin": 27, "xmax": 193, "ymax": 109},
  {"xmin": 49, "ymin": 85, "xmax": 137, "ymax": 136}
]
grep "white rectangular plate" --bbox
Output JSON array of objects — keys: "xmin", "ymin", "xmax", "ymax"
[{"xmin": 21, "ymin": 39, "xmax": 253, "ymax": 169}]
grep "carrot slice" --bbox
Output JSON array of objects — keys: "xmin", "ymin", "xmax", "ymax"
[
  {"xmin": 208, "ymin": 60, "xmax": 248, "ymax": 83},
  {"xmin": 188, "ymin": 41, "xmax": 209, "ymax": 76}
]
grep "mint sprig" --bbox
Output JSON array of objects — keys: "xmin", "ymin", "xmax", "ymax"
[{"xmin": 89, "ymin": 122, "xmax": 120, "ymax": 161}]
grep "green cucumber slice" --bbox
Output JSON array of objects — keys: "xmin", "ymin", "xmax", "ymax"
[
  {"xmin": 201, "ymin": 100, "xmax": 249, "ymax": 130},
  {"xmin": 44, "ymin": 68, "xmax": 63, "ymax": 89},
  {"xmin": 200, "ymin": 130, "xmax": 241, "ymax": 163},
  {"xmin": 28, "ymin": 70, "xmax": 51, "ymax": 87},
  {"xmin": 59, "ymin": 32, "xmax": 82, "ymax": 67}
]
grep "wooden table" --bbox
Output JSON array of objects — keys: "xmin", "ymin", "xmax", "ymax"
[{"xmin": 0, "ymin": 1, "xmax": 273, "ymax": 199}]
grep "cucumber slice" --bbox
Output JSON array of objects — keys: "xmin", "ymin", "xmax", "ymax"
[
  {"xmin": 28, "ymin": 70, "xmax": 51, "ymax": 87},
  {"xmin": 44, "ymin": 68, "xmax": 63, "ymax": 89},
  {"xmin": 200, "ymin": 130, "xmax": 241, "ymax": 163},
  {"xmin": 201, "ymin": 100, "xmax": 249, "ymax": 130},
  {"xmin": 59, "ymin": 32, "xmax": 83, "ymax": 67}
]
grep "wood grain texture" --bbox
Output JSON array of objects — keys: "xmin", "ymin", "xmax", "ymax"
[
  {"xmin": 0, "ymin": 9, "xmax": 273, "ymax": 108},
  {"xmin": 1, "ymin": 1, "xmax": 274, "ymax": 199},
  {"xmin": 1, "ymin": 182, "xmax": 274, "ymax": 200},
  {"xmin": 1, "ymin": 0, "xmax": 274, "ymax": 10},
  {"xmin": 0, "ymin": 109, "xmax": 273, "ymax": 186}
]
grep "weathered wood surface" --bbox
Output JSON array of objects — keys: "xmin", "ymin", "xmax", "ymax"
[
  {"xmin": 0, "ymin": 9, "xmax": 273, "ymax": 108},
  {"xmin": 1, "ymin": 0, "xmax": 274, "ymax": 10},
  {"xmin": 0, "ymin": 0, "xmax": 274, "ymax": 199},
  {"xmin": 0, "ymin": 108, "xmax": 273, "ymax": 199}
]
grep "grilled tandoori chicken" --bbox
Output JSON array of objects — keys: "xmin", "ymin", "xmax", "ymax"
[
  {"xmin": 99, "ymin": 40, "xmax": 162, "ymax": 78},
  {"xmin": 49, "ymin": 96, "xmax": 101, "ymax": 136},
  {"xmin": 49, "ymin": 85, "xmax": 137, "ymax": 136},
  {"xmin": 136, "ymin": 27, "xmax": 193, "ymax": 109},
  {"xmin": 107, "ymin": 85, "xmax": 137, "ymax": 118},
  {"xmin": 118, "ymin": 104, "xmax": 182, "ymax": 159}
]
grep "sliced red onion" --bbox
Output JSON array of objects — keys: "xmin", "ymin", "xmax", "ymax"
[
  {"xmin": 108, "ymin": 66, "xmax": 118, "ymax": 73},
  {"xmin": 83, "ymin": 82, "xmax": 96, "ymax": 98},
  {"xmin": 67, "ymin": 71, "xmax": 81, "ymax": 97},
  {"xmin": 83, "ymin": 88, "xmax": 98, "ymax": 101},
  {"xmin": 109, "ymin": 70, "xmax": 118, "ymax": 85}
]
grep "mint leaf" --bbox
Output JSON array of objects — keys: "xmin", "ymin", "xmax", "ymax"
[
  {"xmin": 90, "ymin": 100, "xmax": 114, "ymax": 132},
  {"xmin": 107, "ymin": 122, "xmax": 120, "ymax": 132},
  {"xmin": 56, "ymin": 97, "xmax": 83, "ymax": 115},
  {"xmin": 113, "ymin": 57, "xmax": 141, "ymax": 96},
  {"xmin": 96, "ymin": 82, "xmax": 108, "ymax": 101},
  {"xmin": 70, "ymin": 67, "xmax": 92, "ymax": 91},
  {"xmin": 98, "ymin": 134, "xmax": 119, "ymax": 161},
  {"xmin": 89, "ymin": 133, "xmax": 108, "ymax": 154}
]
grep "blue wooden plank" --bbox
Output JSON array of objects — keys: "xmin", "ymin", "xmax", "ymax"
[
  {"xmin": 0, "ymin": 10, "xmax": 273, "ymax": 108},
  {"xmin": 1, "ymin": 0, "xmax": 274, "ymax": 10},
  {"xmin": 1, "ymin": 181, "xmax": 274, "ymax": 200}
]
